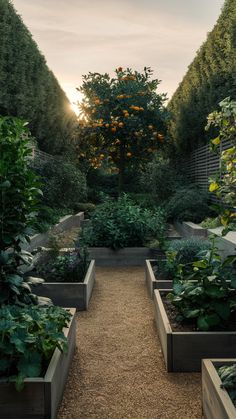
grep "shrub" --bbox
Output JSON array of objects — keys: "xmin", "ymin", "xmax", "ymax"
[
  {"xmin": 165, "ymin": 185, "xmax": 213, "ymax": 223},
  {"xmin": 73, "ymin": 202, "xmax": 96, "ymax": 217},
  {"xmin": 0, "ymin": 305, "xmax": 72, "ymax": 390},
  {"xmin": 140, "ymin": 157, "xmax": 185, "ymax": 205},
  {"xmin": 33, "ymin": 158, "xmax": 87, "ymax": 210},
  {"xmin": 200, "ymin": 217, "xmax": 221, "ymax": 229},
  {"xmin": 80, "ymin": 195, "xmax": 167, "ymax": 249},
  {"xmin": 0, "ymin": 116, "xmax": 46, "ymax": 306}
]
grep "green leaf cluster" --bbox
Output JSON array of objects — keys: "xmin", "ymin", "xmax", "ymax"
[
  {"xmin": 168, "ymin": 242, "xmax": 236, "ymax": 330},
  {"xmin": 0, "ymin": 305, "xmax": 72, "ymax": 390},
  {"xmin": 0, "ymin": 116, "xmax": 47, "ymax": 305},
  {"xmin": 218, "ymin": 364, "xmax": 236, "ymax": 404},
  {"xmin": 80, "ymin": 194, "xmax": 167, "ymax": 249}
]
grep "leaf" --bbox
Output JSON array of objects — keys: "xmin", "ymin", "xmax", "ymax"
[
  {"xmin": 17, "ymin": 352, "xmax": 42, "ymax": 377},
  {"xmin": 212, "ymin": 301, "xmax": 231, "ymax": 320},
  {"xmin": 205, "ymin": 284, "xmax": 227, "ymax": 298},
  {"xmin": 209, "ymin": 182, "xmax": 220, "ymax": 192},
  {"xmin": 197, "ymin": 313, "xmax": 220, "ymax": 331},
  {"xmin": 211, "ymin": 137, "xmax": 221, "ymax": 146}
]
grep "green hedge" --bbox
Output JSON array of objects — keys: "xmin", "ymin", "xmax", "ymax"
[
  {"xmin": 168, "ymin": 0, "xmax": 236, "ymax": 154},
  {"xmin": 0, "ymin": 0, "xmax": 76, "ymax": 154}
]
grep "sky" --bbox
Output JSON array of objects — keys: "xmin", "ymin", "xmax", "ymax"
[{"xmin": 12, "ymin": 0, "xmax": 225, "ymax": 113}]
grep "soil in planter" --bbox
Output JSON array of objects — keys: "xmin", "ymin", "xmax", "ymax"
[
  {"xmin": 29, "ymin": 250, "xmax": 88, "ymax": 283},
  {"xmin": 162, "ymin": 295, "xmax": 236, "ymax": 333}
]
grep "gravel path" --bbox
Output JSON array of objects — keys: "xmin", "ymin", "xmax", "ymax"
[{"xmin": 58, "ymin": 267, "xmax": 202, "ymax": 419}]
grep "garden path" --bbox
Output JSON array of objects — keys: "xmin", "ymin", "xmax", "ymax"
[{"xmin": 58, "ymin": 267, "xmax": 202, "ymax": 419}]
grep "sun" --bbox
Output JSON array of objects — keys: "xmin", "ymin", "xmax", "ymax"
[{"xmin": 63, "ymin": 84, "xmax": 84, "ymax": 116}]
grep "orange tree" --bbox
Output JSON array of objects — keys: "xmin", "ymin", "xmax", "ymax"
[{"xmin": 76, "ymin": 67, "xmax": 168, "ymax": 192}]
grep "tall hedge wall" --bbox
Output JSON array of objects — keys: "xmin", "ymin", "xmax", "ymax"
[
  {"xmin": 168, "ymin": 0, "xmax": 236, "ymax": 154},
  {"xmin": 0, "ymin": 0, "xmax": 77, "ymax": 154}
]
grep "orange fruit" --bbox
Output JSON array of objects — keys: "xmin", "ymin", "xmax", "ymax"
[
  {"xmin": 126, "ymin": 152, "xmax": 132, "ymax": 157},
  {"xmin": 105, "ymin": 123, "xmax": 109, "ymax": 128},
  {"xmin": 124, "ymin": 113, "xmax": 129, "ymax": 118},
  {"xmin": 118, "ymin": 122, "xmax": 124, "ymax": 128},
  {"xmin": 111, "ymin": 127, "xmax": 117, "ymax": 133},
  {"xmin": 148, "ymin": 125, "xmax": 153, "ymax": 130}
]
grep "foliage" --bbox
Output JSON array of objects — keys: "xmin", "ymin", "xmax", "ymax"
[
  {"xmin": 0, "ymin": 116, "xmax": 48, "ymax": 306},
  {"xmin": 206, "ymin": 97, "xmax": 236, "ymax": 234},
  {"xmin": 80, "ymin": 195, "xmax": 167, "ymax": 249},
  {"xmin": 33, "ymin": 248, "xmax": 89, "ymax": 283},
  {"xmin": 218, "ymin": 364, "xmax": 236, "ymax": 404},
  {"xmin": 164, "ymin": 184, "xmax": 213, "ymax": 222},
  {"xmin": 34, "ymin": 207, "xmax": 69, "ymax": 233},
  {"xmin": 200, "ymin": 217, "xmax": 221, "ymax": 229},
  {"xmin": 0, "ymin": 0, "xmax": 76, "ymax": 154},
  {"xmin": 76, "ymin": 67, "xmax": 168, "ymax": 192},
  {"xmin": 168, "ymin": 0, "xmax": 236, "ymax": 154},
  {"xmin": 167, "ymin": 243, "xmax": 236, "ymax": 331},
  {"xmin": 0, "ymin": 305, "xmax": 72, "ymax": 390},
  {"xmin": 73, "ymin": 203, "xmax": 96, "ymax": 217},
  {"xmin": 33, "ymin": 158, "xmax": 87, "ymax": 211},
  {"xmin": 155, "ymin": 238, "xmax": 210, "ymax": 280},
  {"xmin": 140, "ymin": 156, "xmax": 186, "ymax": 205}
]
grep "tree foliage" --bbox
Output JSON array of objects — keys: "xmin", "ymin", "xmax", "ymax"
[
  {"xmin": 168, "ymin": 0, "xmax": 236, "ymax": 154},
  {"xmin": 0, "ymin": 0, "xmax": 76, "ymax": 154},
  {"xmin": 76, "ymin": 67, "xmax": 167, "ymax": 192}
]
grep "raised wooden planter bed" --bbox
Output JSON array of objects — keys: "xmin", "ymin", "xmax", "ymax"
[
  {"xmin": 88, "ymin": 247, "xmax": 159, "ymax": 267},
  {"xmin": 145, "ymin": 259, "xmax": 172, "ymax": 298},
  {"xmin": 202, "ymin": 359, "xmax": 236, "ymax": 419},
  {"xmin": 23, "ymin": 212, "xmax": 84, "ymax": 252},
  {"xmin": 174, "ymin": 221, "xmax": 207, "ymax": 238},
  {"xmin": 154, "ymin": 289, "xmax": 236, "ymax": 372},
  {"xmin": 0, "ymin": 308, "xmax": 76, "ymax": 419},
  {"xmin": 33, "ymin": 259, "xmax": 95, "ymax": 311}
]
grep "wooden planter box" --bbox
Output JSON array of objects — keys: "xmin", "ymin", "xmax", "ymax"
[
  {"xmin": 174, "ymin": 221, "xmax": 208, "ymax": 238},
  {"xmin": 154, "ymin": 289, "xmax": 236, "ymax": 372},
  {"xmin": 34, "ymin": 259, "xmax": 95, "ymax": 311},
  {"xmin": 145, "ymin": 259, "xmax": 172, "ymax": 298},
  {"xmin": 202, "ymin": 359, "xmax": 236, "ymax": 419},
  {"xmin": 88, "ymin": 247, "xmax": 155, "ymax": 267},
  {"xmin": 0, "ymin": 308, "xmax": 76, "ymax": 419},
  {"xmin": 22, "ymin": 212, "xmax": 84, "ymax": 252}
]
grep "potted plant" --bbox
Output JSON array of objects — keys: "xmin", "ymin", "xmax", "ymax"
[
  {"xmin": 202, "ymin": 359, "xmax": 236, "ymax": 419},
  {"xmin": 0, "ymin": 116, "xmax": 76, "ymax": 418},
  {"xmin": 153, "ymin": 241, "xmax": 236, "ymax": 372}
]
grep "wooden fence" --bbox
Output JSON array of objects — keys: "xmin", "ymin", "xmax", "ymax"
[{"xmin": 184, "ymin": 140, "xmax": 232, "ymax": 193}]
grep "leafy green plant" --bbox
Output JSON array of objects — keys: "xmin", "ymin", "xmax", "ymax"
[
  {"xmin": 34, "ymin": 248, "xmax": 89, "ymax": 283},
  {"xmin": 167, "ymin": 243, "xmax": 236, "ymax": 331},
  {"xmin": 218, "ymin": 364, "xmax": 236, "ymax": 405},
  {"xmin": 80, "ymin": 194, "xmax": 167, "ymax": 249},
  {"xmin": 0, "ymin": 305, "xmax": 72, "ymax": 390},
  {"xmin": 206, "ymin": 97, "xmax": 236, "ymax": 234},
  {"xmin": 0, "ymin": 116, "xmax": 48, "ymax": 306},
  {"xmin": 153, "ymin": 238, "xmax": 210, "ymax": 280},
  {"xmin": 200, "ymin": 217, "xmax": 221, "ymax": 229},
  {"xmin": 165, "ymin": 184, "xmax": 213, "ymax": 223}
]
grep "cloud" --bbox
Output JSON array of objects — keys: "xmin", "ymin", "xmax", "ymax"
[{"xmin": 12, "ymin": 0, "xmax": 225, "ymax": 101}]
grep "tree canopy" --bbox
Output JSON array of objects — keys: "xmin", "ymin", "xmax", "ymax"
[{"xmin": 76, "ymin": 67, "xmax": 168, "ymax": 192}]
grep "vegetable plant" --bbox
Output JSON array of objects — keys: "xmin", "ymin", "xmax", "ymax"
[
  {"xmin": 0, "ymin": 305, "xmax": 72, "ymax": 390},
  {"xmin": 167, "ymin": 241, "xmax": 236, "ymax": 331}
]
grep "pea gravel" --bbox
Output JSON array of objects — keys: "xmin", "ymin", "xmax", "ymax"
[{"xmin": 58, "ymin": 267, "xmax": 202, "ymax": 419}]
